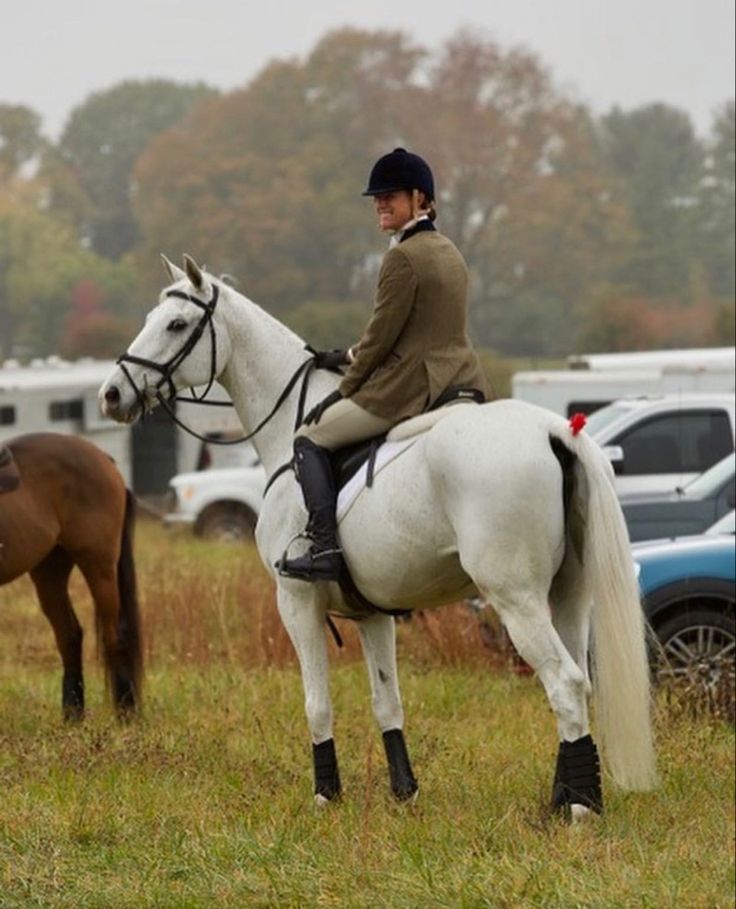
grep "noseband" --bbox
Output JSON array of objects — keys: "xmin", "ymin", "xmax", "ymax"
[
  {"xmin": 115, "ymin": 283, "xmax": 315, "ymax": 445},
  {"xmin": 117, "ymin": 284, "xmax": 220, "ymax": 413}
]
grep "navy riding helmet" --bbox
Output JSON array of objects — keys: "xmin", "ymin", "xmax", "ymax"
[{"xmin": 362, "ymin": 148, "xmax": 435, "ymax": 201}]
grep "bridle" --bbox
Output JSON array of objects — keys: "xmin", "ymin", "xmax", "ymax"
[
  {"xmin": 115, "ymin": 283, "xmax": 315, "ymax": 445},
  {"xmin": 118, "ymin": 284, "xmax": 220, "ymax": 409}
]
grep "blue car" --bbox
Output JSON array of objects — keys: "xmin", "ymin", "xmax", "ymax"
[{"xmin": 633, "ymin": 510, "xmax": 735, "ymax": 689}]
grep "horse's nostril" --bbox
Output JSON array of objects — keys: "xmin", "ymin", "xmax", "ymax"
[{"xmin": 105, "ymin": 386, "xmax": 120, "ymax": 405}]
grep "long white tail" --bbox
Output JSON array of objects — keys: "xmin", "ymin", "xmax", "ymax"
[{"xmin": 553, "ymin": 426, "xmax": 658, "ymax": 791}]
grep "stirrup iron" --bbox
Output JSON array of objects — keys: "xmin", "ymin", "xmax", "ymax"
[
  {"xmin": 275, "ymin": 531, "xmax": 311, "ymax": 576},
  {"xmin": 276, "ymin": 534, "xmax": 343, "ymax": 582}
]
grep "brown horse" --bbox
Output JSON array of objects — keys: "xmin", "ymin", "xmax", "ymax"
[{"xmin": 0, "ymin": 433, "xmax": 142, "ymax": 719}]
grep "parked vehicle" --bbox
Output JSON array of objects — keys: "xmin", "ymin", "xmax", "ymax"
[
  {"xmin": 0, "ymin": 358, "xmax": 244, "ymax": 494},
  {"xmin": 621, "ymin": 453, "xmax": 735, "ymax": 542},
  {"xmin": 585, "ymin": 393, "xmax": 735, "ymax": 497},
  {"xmin": 164, "ymin": 442, "xmax": 266, "ymax": 541},
  {"xmin": 513, "ymin": 347, "xmax": 735, "ymax": 417},
  {"xmin": 633, "ymin": 511, "xmax": 735, "ymax": 700}
]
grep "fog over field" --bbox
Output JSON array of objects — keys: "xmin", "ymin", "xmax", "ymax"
[{"xmin": 3, "ymin": 0, "xmax": 734, "ymax": 137}]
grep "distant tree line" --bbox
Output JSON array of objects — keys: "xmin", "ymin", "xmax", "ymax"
[{"xmin": 0, "ymin": 28, "xmax": 733, "ymax": 362}]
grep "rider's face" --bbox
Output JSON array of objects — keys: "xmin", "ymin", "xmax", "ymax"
[{"xmin": 373, "ymin": 191, "xmax": 414, "ymax": 232}]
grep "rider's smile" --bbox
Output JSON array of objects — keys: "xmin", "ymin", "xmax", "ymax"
[{"xmin": 373, "ymin": 191, "xmax": 413, "ymax": 233}]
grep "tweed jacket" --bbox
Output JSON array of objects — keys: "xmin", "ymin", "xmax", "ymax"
[{"xmin": 339, "ymin": 222, "xmax": 491, "ymax": 421}]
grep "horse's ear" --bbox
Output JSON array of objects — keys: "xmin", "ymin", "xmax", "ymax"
[
  {"xmin": 161, "ymin": 253, "xmax": 186, "ymax": 283},
  {"xmin": 183, "ymin": 254, "xmax": 206, "ymax": 292}
]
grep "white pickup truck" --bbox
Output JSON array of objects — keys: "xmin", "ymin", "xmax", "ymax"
[
  {"xmin": 586, "ymin": 393, "xmax": 736, "ymax": 496},
  {"xmin": 164, "ymin": 443, "xmax": 267, "ymax": 541}
]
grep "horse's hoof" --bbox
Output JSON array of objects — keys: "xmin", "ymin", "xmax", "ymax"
[
  {"xmin": 314, "ymin": 793, "xmax": 335, "ymax": 808},
  {"xmin": 403, "ymin": 787, "xmax": 420, "ymax": 806},
  {"xmin": 62, "ymin": 706, "xmax": 85, "ymax": 723},
  {"xmin": 570, "ymin": 803, "xmax": 598, "ymax": 823},
  {"xmin": 392, "ymin": 783, "xmax": 419, "ymax": 803}
]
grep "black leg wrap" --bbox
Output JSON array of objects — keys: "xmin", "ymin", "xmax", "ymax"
[
  {"xmin": 313, "ymin": 738, "xmax": 341, "ymax": 800},
  {"xmin": 383, "ymin": 729, "xmax": 419, "ymax": 801},
  {"xmin": 62, "ymin": 672, "xmax": 85, "ymax": 721},
  {"xmin": 550, "ymin": 734, "xmax": 603, "ymax": 817}
]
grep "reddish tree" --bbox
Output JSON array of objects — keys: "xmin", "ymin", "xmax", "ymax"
[{"xmin": 60, "ymin": 279, "xmax": 133, "ymax": 358}]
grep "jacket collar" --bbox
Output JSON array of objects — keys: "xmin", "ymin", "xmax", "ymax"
[
  {"xmin": 389, "ymin": 217, "xmax": 436, "ymax": 248},
  {"xmin": 399, "ymin": 218, "xmax": 436, "ymax": 243}
]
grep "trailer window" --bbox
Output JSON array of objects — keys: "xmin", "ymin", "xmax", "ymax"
[
  {"xmin": 0, "ymin": 405, "xmax": 15, "ymax": 425},
  {"xmin": 49, "ymin": 399, "xmax": 83, "ymax": 421}
]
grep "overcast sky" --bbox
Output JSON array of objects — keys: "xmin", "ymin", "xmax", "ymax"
[{"xmin": 2, "ymin": 0, "xmax": 734, "ymax": 139}]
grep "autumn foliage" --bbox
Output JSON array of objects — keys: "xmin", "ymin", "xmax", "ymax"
[
  {"xmin": 0, "ymin": 31, "xmax": 733, "ymax": 360},
  {"xmin": 59, "ymin": 279, "xmax": 135, "ymax": 359}
]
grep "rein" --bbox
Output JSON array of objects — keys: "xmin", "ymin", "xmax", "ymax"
[{"xmin": 116, "ymin": 284, "xmax": 315, "ymax": 445}]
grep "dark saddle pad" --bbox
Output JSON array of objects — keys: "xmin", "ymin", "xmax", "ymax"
[
  {"xmin": 329, "ymin": 435, "xmax": 386, "ymax": 492},
  {"xmin": 0, "ymin": 446, "xmax": 20, "ymax": 494}
]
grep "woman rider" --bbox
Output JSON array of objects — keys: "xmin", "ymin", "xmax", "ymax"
[{"xmin": 279, "ymin": 147, "xmax": 491, "ymax": 582}]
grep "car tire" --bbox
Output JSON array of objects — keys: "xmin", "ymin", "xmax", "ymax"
[
  {"xmin": 195, "ymin": 502, "xmax": 257, "ymax": 542},
  {"xmin": 652, "ymin": 605, "xmax": 735, "ymax": 707}
]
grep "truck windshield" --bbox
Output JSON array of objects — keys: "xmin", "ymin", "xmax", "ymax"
[
  {"xmin": 706, "ymin": 509, "xmax": 735, "ymax": 535},
  {"xmin": 584, "ymin": 403, "xmax": 630, "ymax": 437},
  {"xmin": 683, "ymin": 452, "xmax": 735, "ymax": 498}
]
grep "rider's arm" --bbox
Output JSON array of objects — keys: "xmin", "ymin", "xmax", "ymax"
[{"xmin": 339, "ymin": 248, "xmax": 417, "ymax": 396}]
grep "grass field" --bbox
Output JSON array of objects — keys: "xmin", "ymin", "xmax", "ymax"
[{"xmin": 0, "ymin": 520, "xmax": 733, "ymax": 909}]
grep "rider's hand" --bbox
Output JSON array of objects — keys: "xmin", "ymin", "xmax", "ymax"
[
  {"xmin": 312, "ymin": 349, "xmax": 349, "ymax": 371},
  {"xmin": 303, "ymin": 390, "xmax": 343, "ymax": 426}
]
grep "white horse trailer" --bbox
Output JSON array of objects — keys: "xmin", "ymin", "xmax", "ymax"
[
  {"xmin": 513, "ymin": 347, "xmax": 736, "ymax": 417},
  {"xmin": 0, "ymin": 358, "xmax": 243, "ymax": 494},
  {"xmin": 566, "ymin": 347, "xmax": 735, "ymax": 372}
]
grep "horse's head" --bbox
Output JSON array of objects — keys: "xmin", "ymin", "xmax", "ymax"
[{"xmin": 100, "ymin": 254, "xmax": 233, "ymax": 424}]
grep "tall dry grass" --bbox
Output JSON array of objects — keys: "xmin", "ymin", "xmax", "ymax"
[
  {"xmin": 0, "ymin": 517, "xmax": 733, "ymax": 909},
  {"xmin": 0, "ymin": 516, "xmax": 519, "ymax": 681}
]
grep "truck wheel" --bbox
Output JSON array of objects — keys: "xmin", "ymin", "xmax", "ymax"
[
  {"xmin": 195, "ymin": 502, "xmax": 257, "ymax": 542},
  {"xmin": 653, "ymin": 606, "xmax": 735, "ymax": 717}
]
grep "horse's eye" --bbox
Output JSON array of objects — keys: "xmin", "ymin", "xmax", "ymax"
[{"xmin": 167, "ymin": 318, "xmax": 188, "ymax": 332}]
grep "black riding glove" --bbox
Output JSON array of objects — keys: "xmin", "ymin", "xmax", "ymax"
[
  {"xmin": 312, "ymin": 349, "xmax": 349, "ymax": 371},
  {"xmin": 303, "ymin": 390, "xmax": 343, "ymax": 426}
]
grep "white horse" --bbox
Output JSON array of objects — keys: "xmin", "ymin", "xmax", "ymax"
[{"xmin": 99, "ymin": 254, "xmax": 657, "ymax": 819}]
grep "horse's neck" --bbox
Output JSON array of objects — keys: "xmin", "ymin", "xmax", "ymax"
[{"xmin": 217, "ymin": 292, "xmax": 338, "ymax": 474}]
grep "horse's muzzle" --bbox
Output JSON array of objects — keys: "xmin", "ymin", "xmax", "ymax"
[{"xmin": 99, "ymin": 382, "xmax": 142, "ymax": 424}]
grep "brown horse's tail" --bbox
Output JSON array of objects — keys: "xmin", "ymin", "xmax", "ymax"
[{"xmin": 114, "ymin": 488, "xmax": 144, "ymax": 708}]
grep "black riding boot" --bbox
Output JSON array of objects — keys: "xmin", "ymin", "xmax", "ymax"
[{"xmin": 278, "ymin": 437, "xmax": 343, "ymax": 582}]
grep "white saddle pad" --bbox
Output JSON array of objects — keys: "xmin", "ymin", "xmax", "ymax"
[
  {"xmin": 336, "ymin": 437, "xmax": 418, "ymax": 522},
  {"xmin": 334, "ymin": 404, "xmax": 469, "ymax": 522}
]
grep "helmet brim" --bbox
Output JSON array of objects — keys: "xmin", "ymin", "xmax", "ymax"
[{"xmin": 361, "ymin": 185, "xmax": 407, "ymax": 196}]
